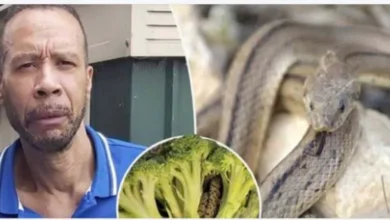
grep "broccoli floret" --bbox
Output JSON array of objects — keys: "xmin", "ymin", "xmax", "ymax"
[
  {"xmin": 118, "ymin": 159, "xmax": 163, "ymax": 218},
  {"xmin": 118, "ymin": 135, "xmax": 259, "ymax": 218},
  {"xmin": 118, "ymin": 135, "xmax": 216, "ymax": 218},
  {"xmin": 204, "ymin": 147, "xmax": 258, "ymax": 218},
  {"xmin": 162, "ymin": 135, "xmax": 215, "ymax": 217}
]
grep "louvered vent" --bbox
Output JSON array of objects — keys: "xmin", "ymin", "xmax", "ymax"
[{"xmin": 130, "ymin": 5, "xmax": 184, "ymax": 57}]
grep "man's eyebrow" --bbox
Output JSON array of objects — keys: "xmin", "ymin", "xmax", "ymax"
[
  {"xmin": 51, "ymin": 51, "xmax": 81, "ymax": 60},
  {"xmin": 10, "ymin": 51, "xmax": 81, "ymax": 63},
  {"xmin": 10, "ymin": 52, "xmax": 40, "ymax": 63}
]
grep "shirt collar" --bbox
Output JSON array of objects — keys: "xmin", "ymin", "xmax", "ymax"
[
  {"xmin": 0, "ymin": 126, "xmax": 118, "ymax": 215},
  {"xmin": 86, "ymin": 126, "xmax": 118, "ymax": 197}
]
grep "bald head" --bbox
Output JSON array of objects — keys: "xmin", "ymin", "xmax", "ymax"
[{"xmin": 0, "ymin": 5, "xmax": 88, "ymax": 72}]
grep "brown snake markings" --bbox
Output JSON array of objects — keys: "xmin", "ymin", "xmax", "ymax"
[
  {"xmin": 198, "ymin": 18, "xmax": 390, "ymax": 217},
  {"xmin": 218, "ymin": 19, "xmax": 390, "ymax": 175},
  {"xmin": 260, "ymin": 49, "xmax": 363, "ymax": 217},
  {"xmin": 197, "ymin": 175, "xmax": 223, "ymax": 218},
  {"xmin": 196, "ymin": 19, "xmax": 390, "ymax": 217}
]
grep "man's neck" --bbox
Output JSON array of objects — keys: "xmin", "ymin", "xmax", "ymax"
[{"xmin": 14, "ymin": 124, "xmax": 95, "ymax": 195}]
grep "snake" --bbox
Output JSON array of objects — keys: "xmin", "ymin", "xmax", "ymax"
[
  {"xmin": 194, "ymin": 19, "xmax": 390, "ymax": 217},
  {"xmin": 198, "ymin": 175, "xmax": 223, "ymax": 218},
  {"xmin": 263, "ymin": 48, "xmax": 390, "ymax": 218},
  {"xmin": 217, "ymin": 19, "xmax": 390, "ymax": 174},
  {"xmin": 261, "ymin": 48, "xmax": 365, "ymax": 217},
  {"xmin": 196, "ymin": 19, "xmax": 390, "ymax": 139}
]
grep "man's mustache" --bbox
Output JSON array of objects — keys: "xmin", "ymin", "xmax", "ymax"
[{"xmin": 25, "ymin": 105, "xmax": 72, "ymax": 126}]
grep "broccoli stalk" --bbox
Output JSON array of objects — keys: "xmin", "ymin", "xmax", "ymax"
[
  {"xmin": 163, "ymin": 136, "xmax": 214, "ymax": 218},
  {"xmin": 156, "ymin": 169, "xmax": 184, "ymax": 218},
  {"xmin": 170, "ymin": 159, "xmax": 203, "ymax": 217},
  {"xmin": 204, "ymin": 147, "xmax": 257, "ymax": 218},
  {"xmin": 118, "ymin": 160, "xmax": 163, "ymax": 218},
  {"xmin": 118, "ymin": 210, "xmax": 134, "ymax": 218},
  {"xmin": 234, "ymin": 188, "xmax": 261, "ymax": 218},
  {"xmin": 217, "ymin": 162, "xmax": 255, "ymax": 217}
]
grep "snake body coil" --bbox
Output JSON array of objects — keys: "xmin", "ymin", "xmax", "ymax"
[
  {"xmin": 217, "ymin": 20, "xmax": 390, "ymax": 174},
  {"xmin": 202, "ymin": 19, "xmax": 390, "ymax": 217},
  {"xmin": 260, "ymin": 50, "xmax": 363, "ymax": 217}
]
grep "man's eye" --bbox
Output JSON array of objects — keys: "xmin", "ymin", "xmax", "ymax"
[
  {"xmin": 58, "ymin": 60, "xmax": 74, "ymax": 66},
  {"xmin": 18, "ymin": 63, "xmax": 35, "ymax": 70}
]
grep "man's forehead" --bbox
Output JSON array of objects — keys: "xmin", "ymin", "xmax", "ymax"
[
  {"xmin": 6, "ymin": 35, "xmax": 81, "ymax": 52},
  {"xmin": 2, "ymin": 8, "xmax": 84, "ymax": 58},
  {"xmin": 3, "ymin": 8, "xmax": 83, "ymax": 46}
]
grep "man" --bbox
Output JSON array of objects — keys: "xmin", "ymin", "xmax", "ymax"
[{"xmin": 0, "ymin": 5, "xmax": 145, "ymax": 218}]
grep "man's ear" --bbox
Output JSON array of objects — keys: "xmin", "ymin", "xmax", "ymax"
[
  {"xmin": 86, "ymin": 65, "xmax": 94, "ymax": 100},
  {"xmin": 0, "ymin": 74, "xmax": 4, "ymax": 106}
]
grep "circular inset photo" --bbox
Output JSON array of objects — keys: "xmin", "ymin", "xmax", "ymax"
[{"xmin": 116, "ymin": 135, "xmax": 261, "ymax": 218}]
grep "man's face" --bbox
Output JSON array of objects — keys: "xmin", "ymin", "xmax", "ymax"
[{"xmin": 0, "ymin": 8, "xmax": 93, "ymax": 153}]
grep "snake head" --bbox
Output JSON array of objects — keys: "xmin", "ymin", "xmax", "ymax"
[{"xmin": 303, "ymin": 53, "xmax": 360, "ymax": 132}]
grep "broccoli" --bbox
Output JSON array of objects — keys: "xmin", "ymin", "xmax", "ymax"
[
  {"xmin": 234, "ymin": 189, "xmax": 261, "ymax": 218},
  {"xmin": 117, "ymin": 135, "xmax": 260, "ymax": 218},
  {"xmin": 203, "ymin": 146, "xmax": 258, "ymax": 218},
  {"xmin": 163, "ymin": 135, "xmax": 215, "ymax": 217},
  {"xmin": 118, "ymin": 159, "xmax": 163, "ymax": 218}
]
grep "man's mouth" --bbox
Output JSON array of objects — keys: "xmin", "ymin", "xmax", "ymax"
[
  {"xmin": 34, "ymin": 116, "xmax": 66, "ymax": 125},
  {"xmin": 33, "ymin": 111, "xmax": 67, "ymax": 120},
  {"xmin": 26, "ymin": 109, "xmax": 70, "ymax": 128}
]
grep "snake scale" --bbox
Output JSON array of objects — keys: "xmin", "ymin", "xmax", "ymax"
[{"xmin": 196, "ymin": 19, "xmax": 390, "ymax": 217}]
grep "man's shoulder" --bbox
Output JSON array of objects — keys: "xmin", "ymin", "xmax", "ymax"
[
  {"xmin": 104, "ymin": 137, "xmax": 147, "ymax": 177},
  {"xmin": 106, "ymin": 137, "xmax": 146, "ymax": 161},
  {"xmin": 106, "ymin": 137, "xmax": 146, "ymax": 153}
]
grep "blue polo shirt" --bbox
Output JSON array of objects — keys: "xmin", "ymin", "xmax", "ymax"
[{"xmin": 0, "ymin": 126, "xmax": 145, "ymax": 218}]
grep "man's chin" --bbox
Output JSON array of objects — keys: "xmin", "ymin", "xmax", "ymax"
[
  {"xmin": 23, "ymin": 128, "xmax": 75, "ymax": 153},
  {"xmin": 29, "ymin": 135, "xmax": 73, "ymax": 153},
  {"xmin": 26, "ymin": 126, "xmax": 65, "ymax": 139}
]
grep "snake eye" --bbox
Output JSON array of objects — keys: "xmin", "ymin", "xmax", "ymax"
[
  {"xmin": 309, "ymin": 103, "xmax": 314, "ymax": 110},
  {"xmin": 339, "ymin": 101, "xmax": 345, "ymax": 113}
]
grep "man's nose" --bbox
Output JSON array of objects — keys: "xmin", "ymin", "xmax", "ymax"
[{"xmin": 33, "ymin": 66, "xmax": 62, "ymax": 99}]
